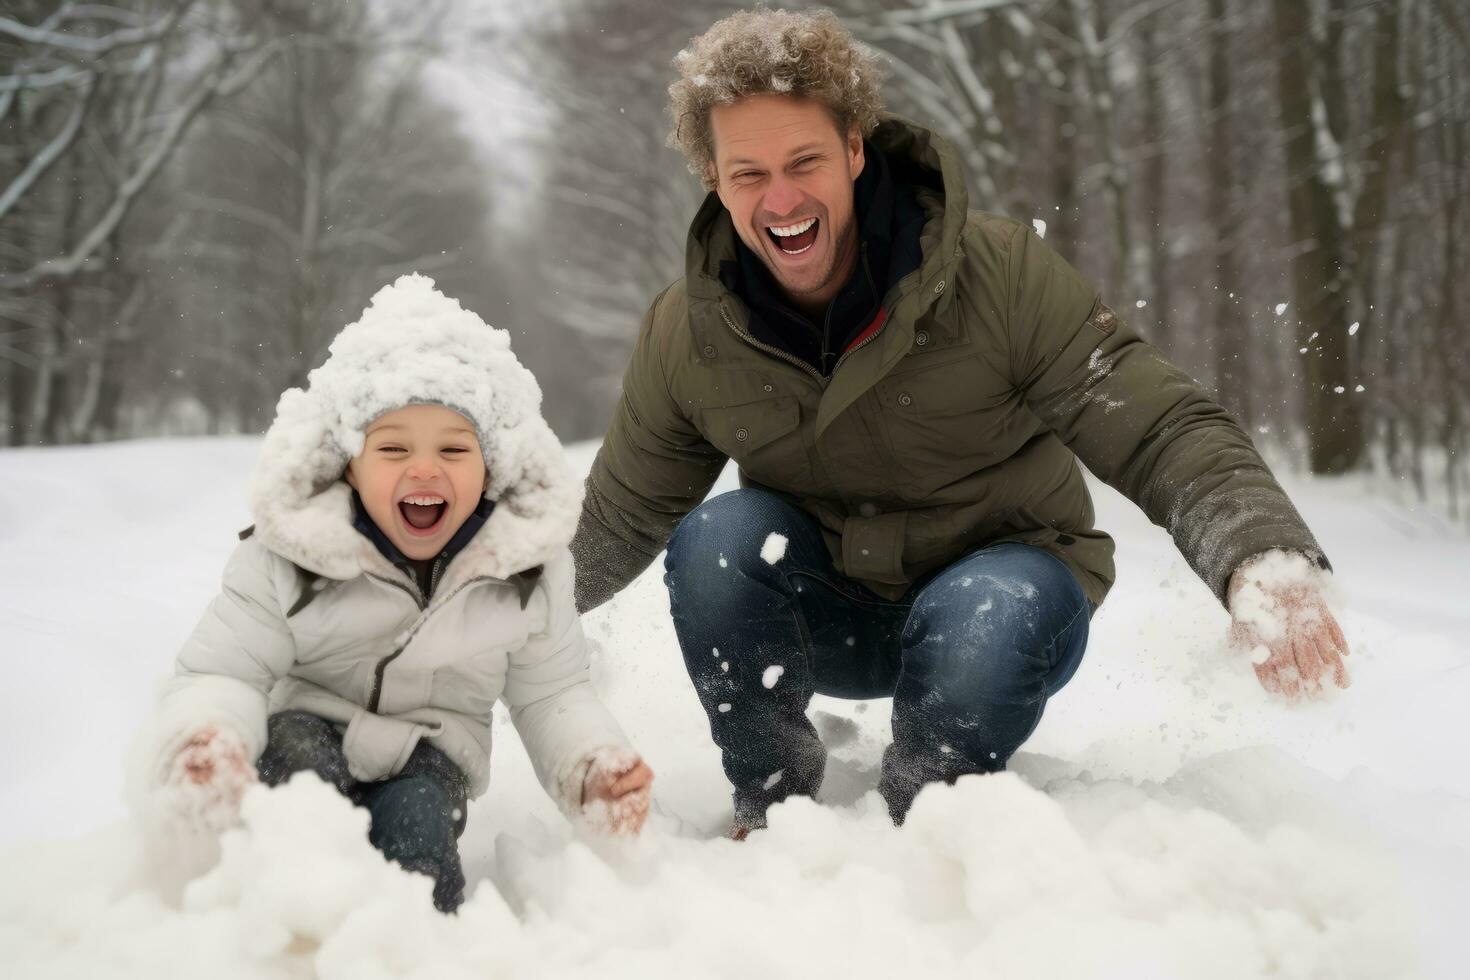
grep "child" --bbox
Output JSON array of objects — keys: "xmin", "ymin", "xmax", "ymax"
[{"xmin": 133, "ymin": 275, "xmax": 652, "ymax": 912}]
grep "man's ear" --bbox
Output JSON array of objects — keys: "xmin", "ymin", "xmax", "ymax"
[
  {"xmin": 847, "ymin": 125, "xmax": 865, "ymax": 181},
  {"xmin": 707, "ymin": 163, "xmax": 728, "ymax": 206}
]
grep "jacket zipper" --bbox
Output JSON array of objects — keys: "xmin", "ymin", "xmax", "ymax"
[
  {"xmin": 829, "ymin": 317, "xmax": 886, "ymax": 376},
  {"xmin": 718, "ymin": 302, "xmax": 827, "ymax": 386},
  {"xmin": 817, "ymin": 242, "xmax": 876, "ymax": 376},
  {"xmin": 364, "ymin": 571, "xmax": 423, "ymax": 713},
  {"xmin": 367, "ymin": 646, "xmax": 404, "ymax": 712},
  {"xmin": 362, "ymin": 571, "xmax": 500, "ymax": 712}
]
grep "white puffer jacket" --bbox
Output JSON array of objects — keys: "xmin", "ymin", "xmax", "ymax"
[{"xmin": 138, "ymin": 275, "xmax": 628, "ymax": 811}]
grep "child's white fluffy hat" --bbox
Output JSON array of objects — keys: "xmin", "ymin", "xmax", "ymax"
[{"xmin": 248, "ymin": 274, "xmax": 582, "ymax": 580}]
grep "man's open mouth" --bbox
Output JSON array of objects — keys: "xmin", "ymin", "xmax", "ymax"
[
  {"xmin": 398, "ymin": 493, "xmax": 447, "ymax": 534},
  {"xmin": 767, "ymin": 217, "xmax": 819, "ymax": 255}
]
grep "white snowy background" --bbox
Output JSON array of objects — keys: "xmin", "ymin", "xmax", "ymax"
[{"xmin": 1, "ymin": 437, "xmax": 1467, "ymax": 978}]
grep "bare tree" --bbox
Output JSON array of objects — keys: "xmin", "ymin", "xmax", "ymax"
[
  {"xmin": 1, "ymin": 1, "xmax": 315, "ymax": 444},
  {"xmin": 148, "ymin": 0, "xmax": 499, "ymax": 429}
]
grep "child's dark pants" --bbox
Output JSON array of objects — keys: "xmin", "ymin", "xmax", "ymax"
[{"xmin": 255, "ymin": 710, "xmax": 469, "ymax": 912}]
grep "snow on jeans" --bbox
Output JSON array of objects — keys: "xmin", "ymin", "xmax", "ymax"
[
  {"xmin": 256, "ymin": 710, "xmax": 469, "ymax": 912},
  {"xmin": 664, "ymin": 488, "xmax": 1091, "ymax": 826}
]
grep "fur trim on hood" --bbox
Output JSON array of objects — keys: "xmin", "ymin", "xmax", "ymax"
[{"xmin": 248, "ymin": 274, "xmax": 581, "ymax": 583}]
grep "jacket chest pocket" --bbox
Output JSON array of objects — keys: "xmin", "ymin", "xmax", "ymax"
[
  {"xmin": 700, "ymin": 396, "xmax": 811, "ymax": 490},
  {"xmin": 875, "ymin": 355, "xmax": 1027, "ymax": 495}
]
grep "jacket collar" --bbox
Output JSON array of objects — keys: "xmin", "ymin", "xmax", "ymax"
[{"xmin": 350, "ymin": 490, "xmax": 496, "ymax": 591}]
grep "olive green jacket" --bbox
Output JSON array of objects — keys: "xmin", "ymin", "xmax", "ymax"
[{"xmin": 573, "ymin": 118, "xmax": 1325, "ymax": 612}]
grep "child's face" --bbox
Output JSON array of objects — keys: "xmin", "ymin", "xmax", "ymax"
[{"xmin": 345, "ymin": 404, "xmax": 488, "ymax": 561}]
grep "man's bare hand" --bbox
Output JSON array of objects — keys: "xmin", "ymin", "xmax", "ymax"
[
  {"xmin": 1228, "ymin": 552, "xmax": 1351, "ymax": 701},
  {"xmin": 581, "ymin": 749, "xmax": 654, "ymax": 835}
]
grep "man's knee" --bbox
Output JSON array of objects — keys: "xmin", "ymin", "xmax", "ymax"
[
  {"xmin": 666, "ymin": 489, "xmax": 791, "ymax": 570},
  {"xmin": 901, "ymin": 545, "xmax": 1089, "ymax": 698},
  {"xmin": 664, "ymin": 489, "xmax": 807, "ymax": 617}
]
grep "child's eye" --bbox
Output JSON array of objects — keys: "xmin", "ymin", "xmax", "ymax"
[
  {"xmin": 442, "ymin": 447, "xmax": 470, "ymax": 455},
  {"xmin": 377, "ymin": 446, "xmax": 407, "ymax": 455}
]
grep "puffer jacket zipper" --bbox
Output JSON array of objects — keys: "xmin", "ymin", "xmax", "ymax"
[
  {"xmin": 718, "ymin": 302, "xmax": 826, "ymax": 386},
  {"xmin": 363, "ymin": 569, "xmax": 502, "ymax": 713},
  {"xmin": 364, "ymin": 571, "xmax": 423, "ymax": 713}
]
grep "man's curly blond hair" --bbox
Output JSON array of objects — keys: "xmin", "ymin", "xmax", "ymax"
[{"xmin": 668, "ymin": 8, "xmax": 886, "ymax": 191}]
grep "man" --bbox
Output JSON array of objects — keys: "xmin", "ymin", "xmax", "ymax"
[{"xmin": 571, "ymin": 8, "xmax": 1350, "ymax": 833}]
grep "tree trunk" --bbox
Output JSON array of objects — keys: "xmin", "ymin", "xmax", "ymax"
[
  {"xmin": 1208, "ymin": 0, "xmax": 1250, "ymax": 425},
  {"xmin": 1070, "ymin": 0, "xmax": 1132, "ymax": 301},
  {"xmin": 1047, "ymin": 2, "xmax": 1081, "ymax": 263},
  {"xmin": 1271, "ymin": 0, "xmax": 1363, "ymax": 473},
  {"xmin": 1139, "ymin": 9, "xmax": 1171, "ymax": 348}
]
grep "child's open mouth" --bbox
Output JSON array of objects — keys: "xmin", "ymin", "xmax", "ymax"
[{"xmin": 398, "ymin": 494, "xmax": 447, "ymax": 535}]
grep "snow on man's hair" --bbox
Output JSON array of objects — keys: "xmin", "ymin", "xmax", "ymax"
[{"xmin": 667, "ymin": 7, "xmax": 886, "ymax": 191}]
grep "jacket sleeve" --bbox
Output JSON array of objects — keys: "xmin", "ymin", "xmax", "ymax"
[
  {"xmin": 1001, "ymin": 223, "xmax": 1329, "ymax": 604},
  {"xmin": 136, "ymin": 539, "xmax": 298, "ymax": 787},
  {"xmin": 503, "ymin": 551, "xmax": 632, "ymax": 814},
  {"xmin": 573, "ymin": 285, "xmax": 728, "ymax": 612}
]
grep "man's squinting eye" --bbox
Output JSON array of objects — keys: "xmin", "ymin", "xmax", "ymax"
[{"xmin": 792, "ymin": 155, "xmax": 819, "ymax": 169}]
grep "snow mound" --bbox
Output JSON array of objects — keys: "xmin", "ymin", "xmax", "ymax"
[{"xmin": 2, "ymin": 751, "xmax": 1449, "ymax": 979}]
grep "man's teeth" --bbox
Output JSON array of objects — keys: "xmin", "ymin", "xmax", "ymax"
[
  {"xmin": 768, "ymin": 217, "xmax": 816, "ymax": 237},
  {"xmin": 402, "ymin": 495, "xmax": 445, "ymax": 505}
]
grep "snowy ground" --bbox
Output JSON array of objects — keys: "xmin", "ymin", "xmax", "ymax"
[{"xmin": 2, "ymin": 436, "xmax": 1468, "ymax": 979}]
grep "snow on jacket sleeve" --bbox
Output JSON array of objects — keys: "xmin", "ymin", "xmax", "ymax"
[
  {"xmin": 1001, "ymin": 223, "xmax": 1329, "ymax": 604},
  {"xmin": 502, "ymin": 549, "xmax": 632, "ymax": 814},
  {"xmin": 134, "ymin": 538, "xmax": 297, "ymax": 789},
  {"xmin": 574, "ymin": 285, "xmax": 727, "ymax": 612}
]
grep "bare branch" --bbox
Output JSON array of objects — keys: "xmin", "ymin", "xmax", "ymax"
[
  {"xmin": 0, "ymin": 76, "xmax": 95, "ymax": 224},
  {"xmin": 183, "ymin": 193, "xmax": 298, "ymax": 248},
  {"xmin": 0, "ymin": 2, "xmax": 192, "ymax": 56},
  {"xmin": 876, "ymin": 0, "xmax": 1022, "ymax": 26},
  {"xmin": 1, "ymin": 37, "xmax": 290, "ymax": 291},
  {"xmin": 0, "ymin": 65, "xmax": 89, "ymax": 93},
  {"xmin": 64, "ymin": 6, "xmax": 149, "ymax": 30}
]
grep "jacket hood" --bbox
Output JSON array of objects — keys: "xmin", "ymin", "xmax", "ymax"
[{"xmin": 249, "ymin": 274, "xmax": 582, "ymax": 583}]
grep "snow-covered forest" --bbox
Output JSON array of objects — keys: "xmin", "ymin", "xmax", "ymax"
[{"xmin": 3, "ymin": 0, "xmax": 1468, "ymax": 515}]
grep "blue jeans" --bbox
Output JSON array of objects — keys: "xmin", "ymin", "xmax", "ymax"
[{"xmin": 664, "ymin": 489, "xmax": 1090, "ymax": 825}]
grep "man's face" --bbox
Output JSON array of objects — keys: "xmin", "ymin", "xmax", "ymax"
[
  {"xmin": 345, "ymin": 404, "xmax": 487, "ymax": 561},
  {"xmin": 709, "ymin": 94, "xmax": 865, "ymax": 312}
]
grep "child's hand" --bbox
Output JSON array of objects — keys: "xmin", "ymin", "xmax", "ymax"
[
  {"xmin": 166, "ymin": 727, "xmax": 257, "ymax": 818},
  {"xmin": 580, "ymin": 748, "xmax": 654, "ymax": 835}
]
